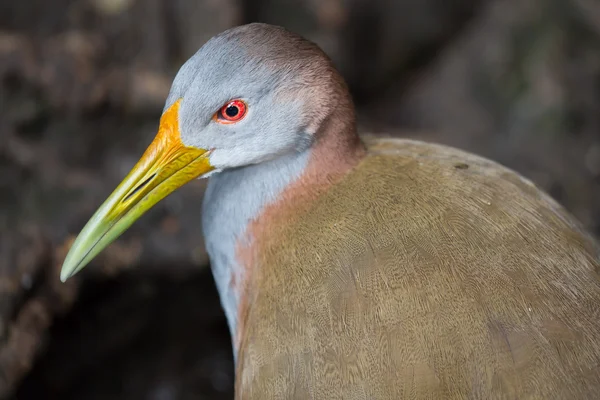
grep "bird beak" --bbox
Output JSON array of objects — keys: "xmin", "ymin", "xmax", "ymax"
[{"xmin": 60, "ymin": 99, "xmax": 213, "ymax": 282}]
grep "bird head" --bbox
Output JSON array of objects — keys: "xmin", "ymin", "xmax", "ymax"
[{"xmin": 60, "ymin": 23, "xmax": 350, "ymax": 281}]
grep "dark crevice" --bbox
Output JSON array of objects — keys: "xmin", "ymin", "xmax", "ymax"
[
  {"xmin": 15, "ymin": 111, "xmax": 50, "ymax": 140},
  {"xmin": 14, "ymin": 268, "xmax": 234, "ymax": 400}
]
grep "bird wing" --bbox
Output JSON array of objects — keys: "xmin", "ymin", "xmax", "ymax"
[{"xmin": 236, "ymin": 137, "xmax": 600, "ymax": 399}]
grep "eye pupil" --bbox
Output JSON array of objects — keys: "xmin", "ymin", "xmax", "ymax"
[
  {"xmin": 225, "ymin": 105, "xmax": 239, "ymax": 118},
  {"xmin": 216, "ymin": 99, "xmax": 247, "ymax": 123}
]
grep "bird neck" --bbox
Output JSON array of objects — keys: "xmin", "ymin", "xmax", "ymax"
[{"xmin": 202, "ymin": 113, "xmax": 365, "ymax": 357}]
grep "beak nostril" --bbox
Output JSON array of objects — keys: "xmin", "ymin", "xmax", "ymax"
[{"xmin": 123, "ymin": 173, "xmax": 156, "ymax": 203}]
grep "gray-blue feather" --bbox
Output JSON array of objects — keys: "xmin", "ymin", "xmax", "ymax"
[
  {"xmin": 163, "ymin": 23, "xmax": 340, "ymax": 172},
  {"xmin": 203, "ymin": 150, "xmax": 309, "ymax": 350}
]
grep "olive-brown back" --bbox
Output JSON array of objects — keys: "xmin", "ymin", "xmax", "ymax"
[{"xmin": 236, "ymin": 137, "xmax": 600, "ymax": 399}]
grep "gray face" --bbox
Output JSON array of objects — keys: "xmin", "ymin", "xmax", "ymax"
[{"xmin": 163, "ymin": 24, "xmax": 334, "ymax": 172}]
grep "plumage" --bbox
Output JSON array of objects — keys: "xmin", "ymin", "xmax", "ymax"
[
  {"xmin": 233, "ymin": 137, "xmax": 600, "ymax": 398},
  {"xmin": 61, "ymin": 23, "xmax": 600, "ymax": 399}
]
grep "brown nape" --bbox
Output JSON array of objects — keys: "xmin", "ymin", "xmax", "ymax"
[
  {"xmin": 308, "ymin": 106, "xmax": 367, "ymax": 185},
  {"xmin": 291, "ymin": 26, "xmax": 367, "ymax": 180},
  {"xmin": 285, "ymin": 53, "xmax": 367, "ymax": 212}
]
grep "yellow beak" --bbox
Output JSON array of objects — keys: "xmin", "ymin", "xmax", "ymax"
[{"xmin": 60, "ymin": 99, "xmax": 213, "ymax": 281}]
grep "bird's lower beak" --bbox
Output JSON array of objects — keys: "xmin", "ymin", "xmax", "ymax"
[{"xmin": 60, "ymin": 100, "xmax": 213, "ymax": 282}]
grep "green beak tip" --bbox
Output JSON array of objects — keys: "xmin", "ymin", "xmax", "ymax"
[
  {"xmin": 59, "ymin": 246, "xmax": 86, "ymax": 282},
  {"xmin": 59, "ymin": 263, "xmax": 76, "ymax": 282},
  {"xmin": 58, "ymin": 217, "xmax": 111, "ymax": 283}
]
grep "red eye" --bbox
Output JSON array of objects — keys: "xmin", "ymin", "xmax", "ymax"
[{"xmin": 216, "ymin": 99, "xmax": 247, "ymax": 124}]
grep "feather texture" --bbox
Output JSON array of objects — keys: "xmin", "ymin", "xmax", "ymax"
[{"xmin": 234, "ymin": 137, "xmax": 600, "ymax": 399}]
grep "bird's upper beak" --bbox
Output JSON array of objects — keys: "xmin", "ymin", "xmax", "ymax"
[{"xmin": 60, "ymin": 99, "xmax": 213, "ymax": 282}]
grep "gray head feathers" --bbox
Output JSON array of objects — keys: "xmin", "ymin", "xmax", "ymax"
[{"xmin": 164, "ymin": 23, "xmax": 353, "ymax": 172}]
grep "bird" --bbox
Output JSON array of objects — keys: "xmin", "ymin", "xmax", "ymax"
[{"xmin": 60, "ymin": 23, "xmax": 600, "ymax": 399}]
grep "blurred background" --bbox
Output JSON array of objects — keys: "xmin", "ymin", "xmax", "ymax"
[{"xmin": 0, "ymin": 0, "xmax": 599, "ymax": 398}]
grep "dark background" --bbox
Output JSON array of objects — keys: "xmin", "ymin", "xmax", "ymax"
[{"xmin": 1, "ymin": 0, "xmax": 599, "ymax": 398}]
